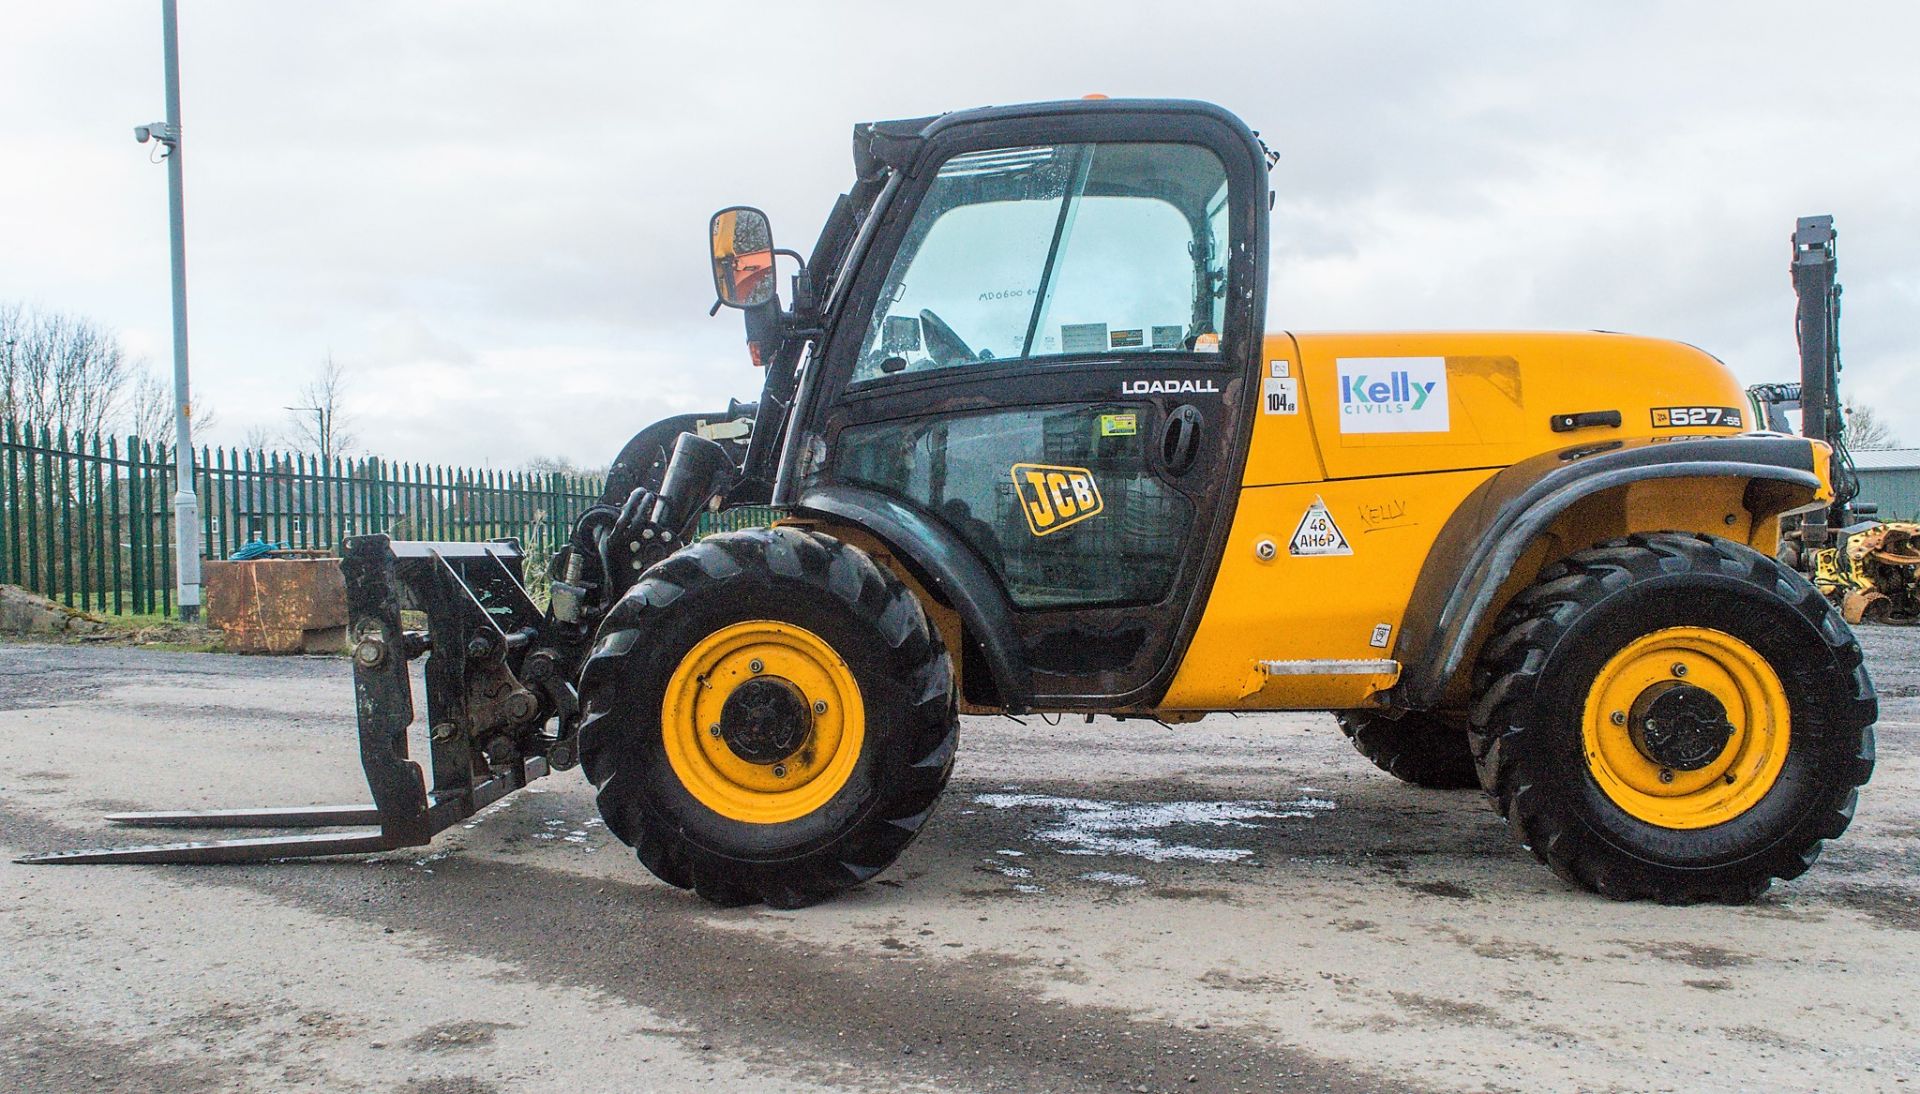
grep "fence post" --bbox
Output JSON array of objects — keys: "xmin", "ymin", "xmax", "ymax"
[
  {"xmin": 25, "ymin": 424, "xmax": 43, "ymax": 597},
  {"xmin": 158, "ymin": 438, "xmax": 173, "ymax": 617},
  {"xmin": 1, "ymin": 421, "xmax": 15, "ymax": 587},
  {"xmin": 108, "ymin": 435, "xmax": 123, "ymax": 614},
  {"xmin": 0, "ymin": 420, "xmax": 10, "ymax": 587},
  {"xmin": 369, "ymin": 457, "xmax": 385, "ymax": 536},
  {"xmin": 77, "ymin": 430, "xmax": 94, "ymax": 612},
  {"xmin": 57, "ymin": 425, "xmax": 74, "ymax": 607}
]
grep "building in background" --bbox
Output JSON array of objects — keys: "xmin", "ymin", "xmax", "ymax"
[{"xmin": 1852, "ymin": 449, "xmax": 1920, "ymax": 521}]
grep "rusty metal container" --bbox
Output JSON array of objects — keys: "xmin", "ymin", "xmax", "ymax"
[{"xmin": 203, "ymin": 556, "xmax": 348, "ymax": 654}]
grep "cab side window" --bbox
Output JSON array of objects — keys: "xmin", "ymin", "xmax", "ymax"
[{"xmin": 835, "ymin": 405, "xmax": 1194, "ymax": 608}]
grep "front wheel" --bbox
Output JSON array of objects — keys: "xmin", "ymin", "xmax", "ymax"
[
  {"xmin": 1470, "ymin": 533, "xmax": 1876, "ymax": 904},
  {"xmin": 578, "ymin": 527, "xmax": 958, "ymax": 908}
]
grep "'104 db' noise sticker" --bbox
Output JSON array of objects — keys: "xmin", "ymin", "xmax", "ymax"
[{"xmin": 1011, "ymin": 463, "xmax": 1104, "ymax": 536}]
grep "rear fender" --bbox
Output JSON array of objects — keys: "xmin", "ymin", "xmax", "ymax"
[{"xmin": 1393, "ymin": 436, "xmax": 1825, "ymax": 710}]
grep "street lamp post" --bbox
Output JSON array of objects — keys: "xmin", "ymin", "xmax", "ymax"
[
  {"xmin": 135, "ymin": 0, "xmax": 201, "ymax": 621},
  {"xmin": 287, "ymin": 404, "xmax": 329, "ymax": 465}
]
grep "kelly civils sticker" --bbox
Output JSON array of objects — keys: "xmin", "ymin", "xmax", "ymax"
[
  {"xmin": 1289, "ymin": 497, "xmax": 1352, "ymax": 556},
  {"xmin": 1651, "ymin": 406, "xmax": 1744, "ymax": 429},
  {"xmin": 1011, "ymin": 463, "xmax": 1104, "ymax": 536},
  {"xmin": 1335, "ymin": 357, "xmax": 1450, "ymax": 433}
]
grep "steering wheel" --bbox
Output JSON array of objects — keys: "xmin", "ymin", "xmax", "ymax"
[{"xmin": 919, "ymin": 309, "xmax": 976, "ymax": 365}]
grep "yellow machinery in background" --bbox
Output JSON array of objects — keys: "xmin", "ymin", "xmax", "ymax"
[{"xmin": 1812, "ymin": 522, "xmax": 1920, "ymax": 623}]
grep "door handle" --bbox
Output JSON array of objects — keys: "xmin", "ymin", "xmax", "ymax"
[
  {"xmin": 1549, "ymin": 409, "xmax": 1621, "ymax": 432},
  {"xmin": 1160, "ymin": 405, "xmax": 1204, "ymax": 476}
]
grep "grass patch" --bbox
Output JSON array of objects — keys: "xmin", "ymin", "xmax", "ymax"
[{"xmin": 82, "ymin": 612, "xmax": 225, "ymax": 653}]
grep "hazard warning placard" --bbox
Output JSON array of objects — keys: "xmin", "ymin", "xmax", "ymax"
[{"xmin": 1289, "ymin": 497, "xmax": 1352, "ymax": 556}]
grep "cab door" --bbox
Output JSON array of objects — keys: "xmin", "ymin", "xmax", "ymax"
[{"xmin": 798, "ymin": 105, "xmax": 1269, "ymax": 706}]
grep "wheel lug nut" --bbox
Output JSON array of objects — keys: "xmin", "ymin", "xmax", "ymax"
[
  {"xmin": 1659, "ymin": 768, "xmax": 1675, "ymax": 783},
  {"xmin": 749, "ymin": 659, "xmax": 764, "ymax": 674},
  {"xmin": 1671, "ymin": 663, "xmax": 1688, "ymax": 677},
  {"xmin": 813, "ymin": 699, "xmax": 828, "ymax": 715},
  {"xmin": 1610, "ymin": 710, "xmax": 1626, "ymax": 726},
  {"xmin": 708, "ymin": 724, "xmax": 721, "ymax": 737},
  {"xmin": 772, "ymin": 763, "xmax": 787, "ymax": 778}
]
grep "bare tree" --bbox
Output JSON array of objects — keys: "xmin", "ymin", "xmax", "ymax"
[
  {"xmin": 128, "ymin": 367, "xmax": 218, "ymax": 446},
  {"xmin": 242, "ymin": 424, "xmax": 278, "ymax": 452},
  {"xmin": 0, "ymin": 301, "xmax": 136, "ymax": 439},
  {"xmin": 1845, "ymin": 399, "xmax": 1897, "ymax": 450},
  {"xmin": 524, "ymin": 454, "xmax": 587, "ymax": 478},
  {"xmin": 283, "ymin": 355, "xmax": 357, "ymax": 463}
]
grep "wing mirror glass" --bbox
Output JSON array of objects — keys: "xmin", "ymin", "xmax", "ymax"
[{"xmin": 710, "ymin": 206, "xmax": 778, "ymax": 309}]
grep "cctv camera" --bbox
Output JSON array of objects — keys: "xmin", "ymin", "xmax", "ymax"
[{"xmin": 134, "ymin": 125, "xmax": 151, "ymax": 143}]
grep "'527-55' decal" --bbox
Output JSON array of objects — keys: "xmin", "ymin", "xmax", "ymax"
[{"xmin": 1652, "ymin": 406, "xmax": 1744, "ymax": 429}]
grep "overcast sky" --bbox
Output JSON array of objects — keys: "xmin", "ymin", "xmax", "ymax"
[{"xmin": 2, "ymin": 2, "xmax": 1915, "ymax": 467}]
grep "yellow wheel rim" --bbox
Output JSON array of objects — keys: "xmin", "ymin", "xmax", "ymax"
[
  {"xmin": 1581, "ymin": 626, "xmax": 1790, "ymax": 829},
  {"xmin": 660, "ymin": 620, "xmax": 865, "ymax": 825}
]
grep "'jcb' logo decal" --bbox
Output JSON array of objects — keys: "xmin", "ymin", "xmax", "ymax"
[{"xmin": 1011, "ymin": 463, "xmax": 1104, "ymax": 536}]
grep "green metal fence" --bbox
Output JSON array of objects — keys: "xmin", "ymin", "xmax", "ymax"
[
  {"xmin": 0, "ymin": 420, "xmax": 779, "ymax": 617},
  {"xmin": 0, "ymin": 420, "xmax": 784, "ymax": 617}
]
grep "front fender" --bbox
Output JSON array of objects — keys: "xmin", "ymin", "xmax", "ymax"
[
  {"xmin": 794, "ymin": 484, "xmax": 1034, "ymax": 712},
  {"xmin": 1394, "ymin": 435, "xmax": 1824, "ymax": 710}
]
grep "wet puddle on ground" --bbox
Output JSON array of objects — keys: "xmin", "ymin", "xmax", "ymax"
[{"xmin": 968, "ymin": 787, "xmax": 1337, "ymax": 891}]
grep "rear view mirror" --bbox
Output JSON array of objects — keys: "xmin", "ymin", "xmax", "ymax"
[
  {"xmin": 710, "ymin": 206, "xmax": 778, "ymax": 309},
  {"xmin": 881, "ymin": 315, "xmax": 922, "ymax": 354}
]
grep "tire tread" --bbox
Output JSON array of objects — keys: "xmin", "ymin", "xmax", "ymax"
[{"xmin": 1468, "ymin": 532, "xmax": 1876, "ymax": 904}]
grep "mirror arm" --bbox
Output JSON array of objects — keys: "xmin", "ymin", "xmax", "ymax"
[
  {"xmin": 786, "ymin": 259, "xmax": 818, "ymax": 320},
  {"xmin": 779, "ymin": 294, "xmax": 824, "ymax": 341}
]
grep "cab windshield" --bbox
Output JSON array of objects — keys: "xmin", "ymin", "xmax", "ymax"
[{"xmin": 854, "ymin": 142, "xmax": 1230, "ymax": 381}]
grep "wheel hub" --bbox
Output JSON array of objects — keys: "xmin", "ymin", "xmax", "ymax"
[
  {"xmin": 1628, "ymin": 681, "xmax": 1735, "ymax": 772},
  {"xmin": 718, "ymin": 676, "xmax": 813, "ymax": 764}
]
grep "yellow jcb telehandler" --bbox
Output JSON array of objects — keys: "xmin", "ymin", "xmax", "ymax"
[{"xmin": 30, "ymin": 99, "xmax": 1875, "ymax": 908}]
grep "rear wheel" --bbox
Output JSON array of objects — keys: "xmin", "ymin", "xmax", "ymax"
[
  {"xmin": 1470, "ymin": 533, "xmax": 1876, "ymax": 903},
  {"xmin": 578, "ymin": 527, "xmax": 957, "ymax": 908},
  {"xmin": 1334, "ymin": 711, "xmax": 1478, "ymax": 789}
]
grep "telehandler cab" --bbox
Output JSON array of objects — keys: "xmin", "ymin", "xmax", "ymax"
[{"xmin": 30, "ymin": 99, "xmax": 1875, "ymax": 908}]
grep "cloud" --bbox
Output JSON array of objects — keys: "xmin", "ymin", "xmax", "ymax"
[{"xmin": 1, "ymin": 1, "xmax": 1916, "ymax": 463}]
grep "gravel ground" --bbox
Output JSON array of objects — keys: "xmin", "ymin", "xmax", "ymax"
[{"xmin": 1, "ymin": 630, "xmax": 1915, "ymax": 1093}]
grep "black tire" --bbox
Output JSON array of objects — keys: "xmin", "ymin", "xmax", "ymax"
[
  {"xmin": 1334, "ymin": 711, "xmax": 1479, "ymax": 789},
  {"xmin": 1470, "ymin": 533, "xmax": 1876, "ymax": 904},
  {"xmin": 578, "ymin": 526, "xmax": 958, "ymax": 908}
]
